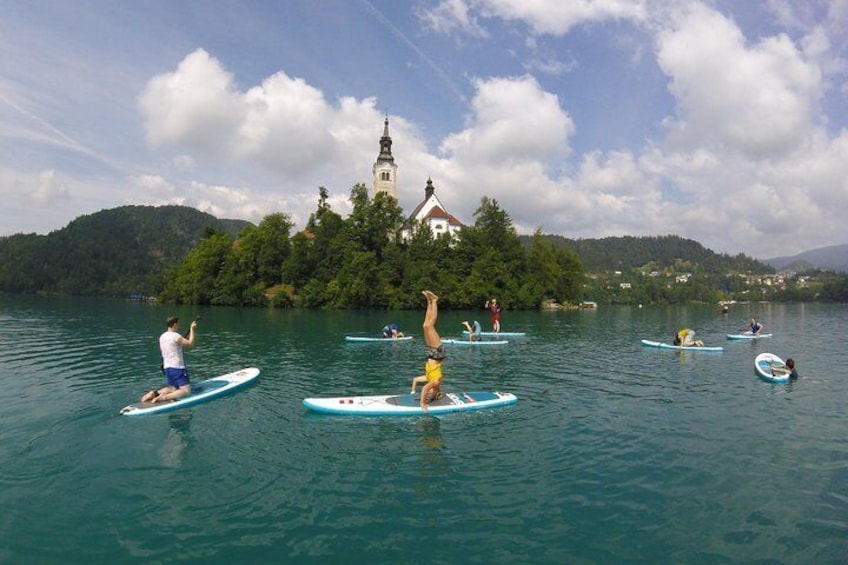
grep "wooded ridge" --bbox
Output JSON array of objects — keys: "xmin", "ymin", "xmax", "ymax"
[{"xmin": 3, "ymin": 192, "xmax": 845, "ymax": 306}]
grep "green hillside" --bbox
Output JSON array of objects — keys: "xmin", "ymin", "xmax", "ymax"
[
  {"xmin": 527, "ymin": 234, "xmax": 772, "ymax": 274},
  {"xmin": 0, "ymin": 205, "xmax": 251, "ymax": 296}
]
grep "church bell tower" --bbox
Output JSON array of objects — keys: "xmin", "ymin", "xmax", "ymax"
[{"xmin": 372, "ymin": 116, "xmax": 398, "ymax": 200}]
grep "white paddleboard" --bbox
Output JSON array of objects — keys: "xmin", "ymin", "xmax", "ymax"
[
  {"xmin": 641, "ymin": 339, "xmax": 723, "ymax": 352},
  {"xmin": 345, "ymin": 335, "xmax": 413, "ymax": 342},
  {"xmin": 462, "ymin": 330, "xmax": 526, "ymax": 337},
  {"xmin": 120, "ymin": 367, "xmax": 260, "ymax": 416},
  {"xmin": 726, "ymin": 332, "xmax": 773, "ymax": 340},
  {"xmin": 441, "ymin": 338, "xmax": 509, "ymax": 346},
  {"xmin": 303, "ymin": 391, "xmax": 517, "ymax": 416},
  {"xmin": 754, "ymin": 353, "xmax": 790, "ymax": 383}
]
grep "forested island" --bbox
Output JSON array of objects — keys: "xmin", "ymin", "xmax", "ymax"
[{"xmin": 2, "ymin": 185, "xmax": 848, "ymax": 307}]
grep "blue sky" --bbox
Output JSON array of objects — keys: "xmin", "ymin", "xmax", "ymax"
[{"xmin": 1, "ymin": 0, "xmax": 846, "ymax": 259}]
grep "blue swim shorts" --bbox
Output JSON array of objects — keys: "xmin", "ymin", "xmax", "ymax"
[{"xmin": 164, "ymin": 367, "xmax": 190, "ymax": 388}]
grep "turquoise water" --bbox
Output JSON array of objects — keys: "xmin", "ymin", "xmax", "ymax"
[{"xmin": 1, "ymin": 296, "xmax": 846, "ymax": 563}]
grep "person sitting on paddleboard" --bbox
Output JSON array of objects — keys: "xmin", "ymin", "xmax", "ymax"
[
  {"xmin": 462, "ymin": 320, "xmax": 482, "ymax": 341},
  {"xmin": 141, "ymin": 316, "xmax": 197, "ymax": 404},
  {"xmin": 410, "ymin": 290, "xmax": 444, "ymax": 411},
  {"xmin": 673, "ymin": 328, "xmax": 703, "ymax": 347},
  {"xmin": 381, "ymin": 323, "xmax": 404, "ymax": 339},
  {"xmin": 749, "ymin": 318, "xmax": 763, "ymax": 335},
  {"xmin": 485, "ymin": 298, "xmax": 502, "ymax": 333}
]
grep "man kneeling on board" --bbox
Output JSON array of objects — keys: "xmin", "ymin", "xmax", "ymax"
[{"xmin": 141, "ymin": 316, "xmax": 197, "ymax": 403}]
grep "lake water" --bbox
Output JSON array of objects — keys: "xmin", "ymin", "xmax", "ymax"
[{"xmin": 1, "ymin": 295, "xmax": 846, "ymax": 563}]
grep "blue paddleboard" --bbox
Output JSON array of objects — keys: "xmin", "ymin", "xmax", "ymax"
[
  {"xmin": 303, "ymin": 391, "xmax": 518, "ymax": 416},
  {"xmin": 441, "ymin": 338, "xmax": 509, "ymax": 346},
  {"xmin": 641, "ymin": 339, "xmax": 723, "ymax": 352},
  {"xmin": 345, "ymin": 335, "xmax": 413, "ymax": 342},
  {"xmin": 754, "ymin": 352, "xmax": 790, "ymax": 383},
  {"xmin": 120, "ymin": 367, "xmax": 260, "ymax": 416},
  {"xmin": 726, "ymin": 333, "xmax": 773, "ymax": 340},
  {"xmin": 462, "ymin": 330, "xmax": 526, "ymax": 337}
]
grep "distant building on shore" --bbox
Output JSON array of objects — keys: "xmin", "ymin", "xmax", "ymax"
[{"xmin": 371, "ymin": 117, "xmax": 463, "ymax": 240}]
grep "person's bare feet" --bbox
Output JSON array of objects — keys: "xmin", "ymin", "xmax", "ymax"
[{"xmin": 422, "ymin": 290, "xmax": 439, "ymax": 301}]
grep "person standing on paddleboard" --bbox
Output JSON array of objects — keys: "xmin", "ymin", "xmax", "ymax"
[
  {"xmin": 485, "ymin": 298, "xmax": 502, "ymax": 333},
  {"xmin": 141, "ymin": 316, "xmax": 197, "ymax": 403},
  {"xmin": 410, "ymin": 290, "xmax": 444, "ymax": 411}
]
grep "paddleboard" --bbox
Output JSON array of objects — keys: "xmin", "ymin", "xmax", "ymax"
[
  {"xmin": 754, "ymin": 353, "xmax": 790, "ymax": 383},
  {"xmin": 120, "ymin": 367, "xmax": 260, "ymax": 416},
  {"xmin": 641, "ymin": 339, "xmax": 724, "ymax": 352},
  {"xmin": 303, "ymin": 391, "xmax": 517, "ymax": 416},
  {"xmin": 726, "ymin": 332, "xmax": 773, "ymax": 340},
  {"xmin": 345, "ymin": 336, "xmax": 413, "ymax": 342},
  {"xmin": 441, "ymin": 338, "xmax": 509, "ymax": 346},
  {"xmin": 462, "ymin": 330, "xmax": 527, "ymax": 337}
]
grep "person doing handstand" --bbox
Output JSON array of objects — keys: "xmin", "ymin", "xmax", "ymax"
[{"xmin": 410, "ymin": 290, "xmax": 445, "ymax": 411}]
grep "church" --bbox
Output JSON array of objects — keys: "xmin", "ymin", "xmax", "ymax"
[{"xmin": 371, "ymin": 117, "xmax": 464, "ymax": 241}]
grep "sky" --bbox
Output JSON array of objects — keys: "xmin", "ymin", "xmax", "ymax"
[{"xmin": 1, "ymin": 0, "xmax": 847, "ymax": 260}]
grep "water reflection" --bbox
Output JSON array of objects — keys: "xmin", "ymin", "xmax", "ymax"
[
  {"xmin": 159, "ymin": 412, "xmax": 193, "ymax": 467},
  {"xmin": 414, "ymin": 417, "xmax": 450, "ymax": 493},
  {"xmin": 420, "ymin": 416, "xmax": 444, "ymax": 451}
]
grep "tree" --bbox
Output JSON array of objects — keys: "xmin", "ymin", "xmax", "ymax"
[{"xmin": 238, "ymin": 213, "xmax": 293, "ymax": 286}]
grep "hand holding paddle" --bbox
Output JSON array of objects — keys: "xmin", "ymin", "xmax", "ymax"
[{"xmin": 184, "ymin": 315, "xmax": 200, "ymax": 338}]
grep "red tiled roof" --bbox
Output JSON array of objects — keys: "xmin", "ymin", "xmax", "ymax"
[{"xmin": 424, "ymin": 206, "xmax": 463, "ymax": 226}]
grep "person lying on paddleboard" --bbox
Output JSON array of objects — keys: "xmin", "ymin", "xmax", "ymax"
[
  {"xmin": 141, "ymin": 316, "xmax": 197, "ymax": 404},
  {"xmin": 673, "ymin": 328, "xmax": 703, "ymax": 347},
  {"xmin": 462, "ymin": 320, "xmax": 482, "ymax": 341},
  {"xmin": 381, "ymin": 323, "xmax": 404, "ymax": 339},
  {"xmin": 410, "ymin": 290, "xmax": 444, "ymax": 411},
  {"xmin": 770, "ymin": 357, "xmax": 799, "ymax": 381}
]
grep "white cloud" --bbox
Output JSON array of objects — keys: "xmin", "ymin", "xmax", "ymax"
[
  {"xmin": 656, "ymin": 2, "xmax": 822, "ymax": 157},
  {"xmin": 419, "ymin": 0, "xmax": 647, "ymax": 36},
  {"xmin": 139, "ymin": 49, "xmax": 247, "ymax": 155},
  {"xmin": 32, "ymin": 170, "xmax": 70, "ymax": 205},
  {"xmin": 8, "ymin": 1, "xmax": 841, "ymax": 259},
  {"xmin": 440, "ymin": 75, "xmax": 575, "ymax": 164},
  {"xmin": 415, "ymin": 0, "xmax": 487, "ymax": 37}
]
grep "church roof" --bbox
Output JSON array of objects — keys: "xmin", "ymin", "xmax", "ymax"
[{"xmin": 423, "ymin": 206, "xmax": 463, "ymax": 226}]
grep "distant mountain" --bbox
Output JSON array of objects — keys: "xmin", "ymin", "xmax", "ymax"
[
  {"xmin": 0, "ymin": 205, "xmax": 252, "ymax": 296},
  {"xmin": 527, "ymin": 234, "xmax": 772, "ymax": 274},
  {"xmin": 766, "ymin": 243, "xmax": 848, "ymax": 273}
]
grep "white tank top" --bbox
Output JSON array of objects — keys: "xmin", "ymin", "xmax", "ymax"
[{"xmin": 159, "ymin": 331, "xmax": 185, "ymax": 369}]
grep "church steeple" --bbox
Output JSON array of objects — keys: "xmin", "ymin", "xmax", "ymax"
[
  {"xmin": 377, "ymin": 116, "xmax": 394, "ymax": 164},
  {"xmin": 372, "ymin": 115, "xmax": 398, "ymax": 199},
  {"xmin": 424, "ymin": 177, "xmax": 435, "ymax": 199}
]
